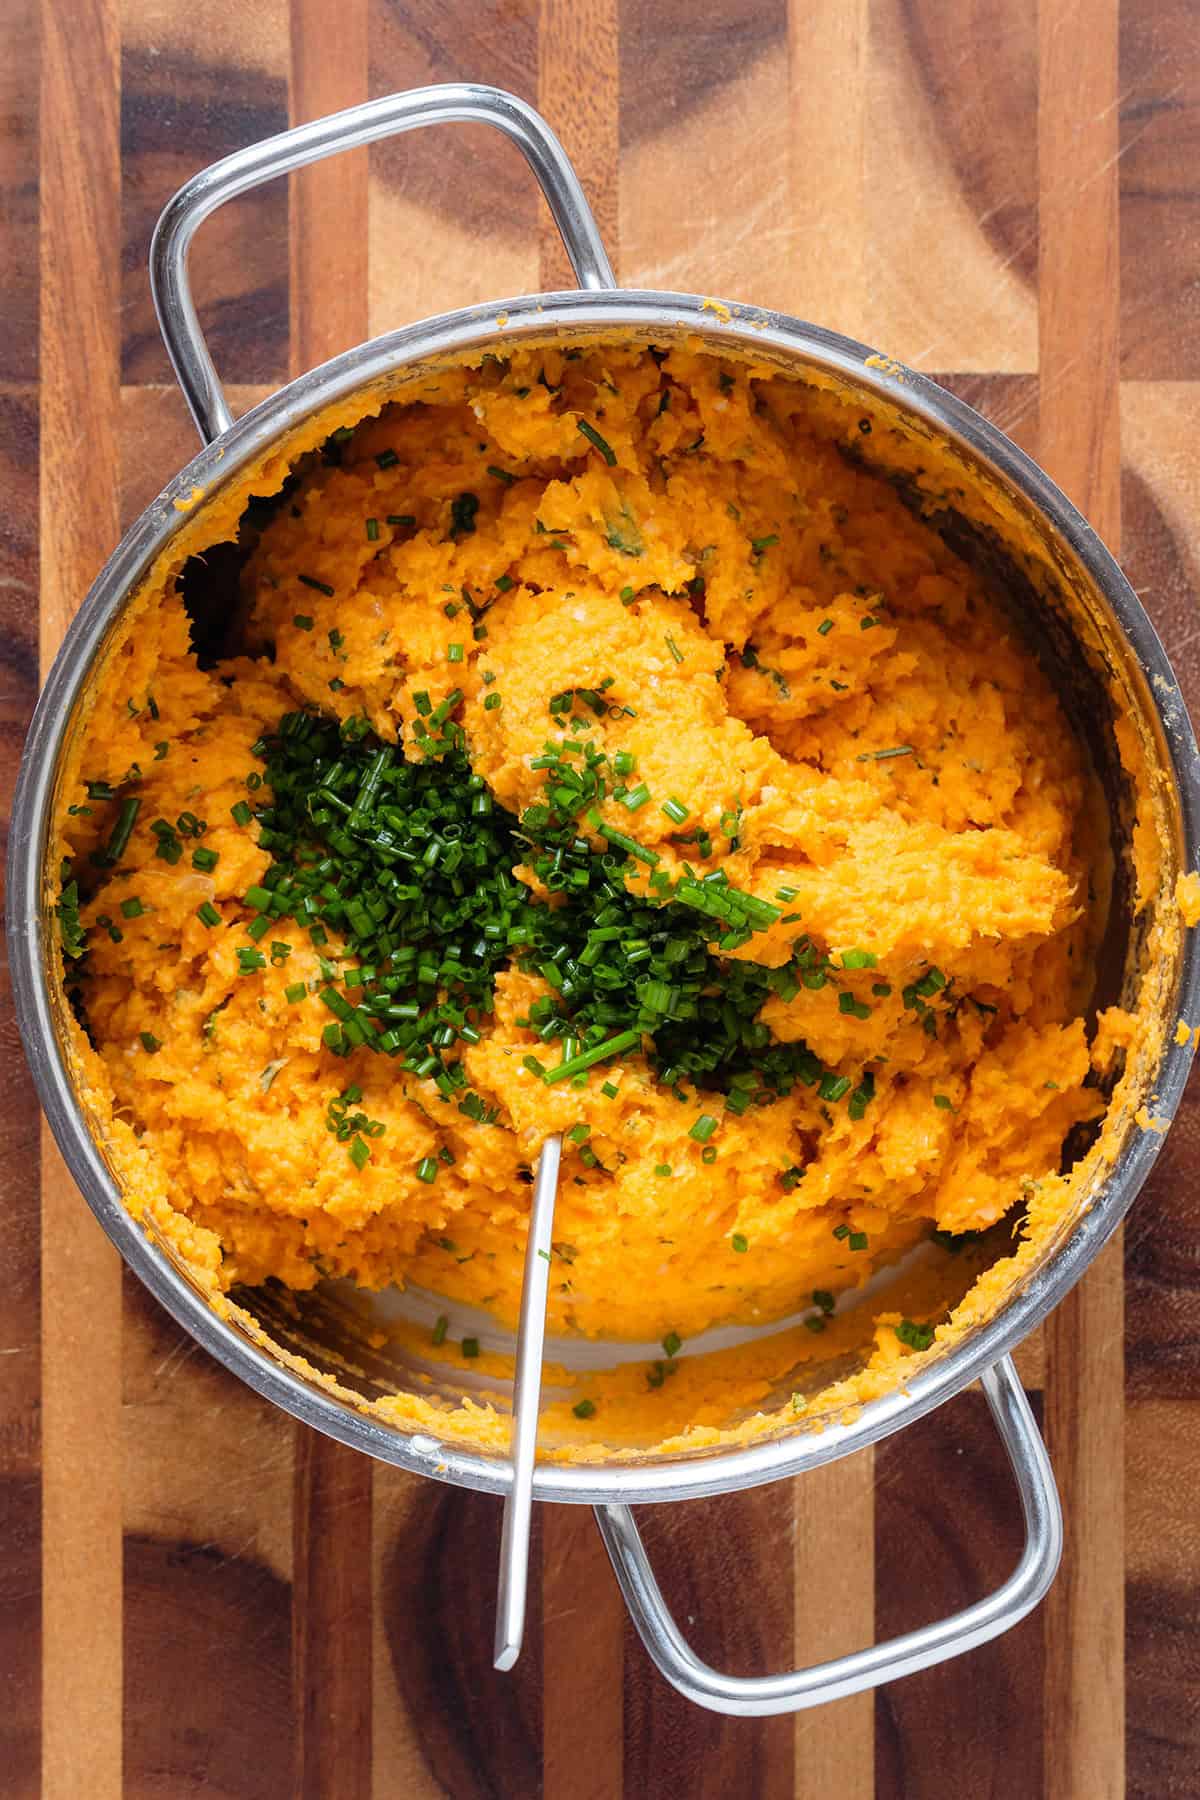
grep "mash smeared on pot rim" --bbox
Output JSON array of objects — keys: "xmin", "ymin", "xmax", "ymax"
[{"xmin": 53, "ymin": 340, "xmax": 1185, "ymax": 1452}]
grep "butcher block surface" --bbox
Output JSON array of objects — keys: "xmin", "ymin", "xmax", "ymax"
[{"xmin": 2, "ymin": 1, "xmax": 1198, "ymax": 1795}]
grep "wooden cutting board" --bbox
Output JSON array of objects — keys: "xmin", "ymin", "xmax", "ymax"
[{"xmin": 3, "ymin": 1, "xmax": 1197, "ymax": 1794}]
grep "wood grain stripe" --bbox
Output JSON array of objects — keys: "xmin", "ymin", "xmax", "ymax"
[
  {"xmin": 370, "ymin": 1467, "xmax": 448, "ymax": 1800},
  {"xmin": 623, "ymin": 1489, "xmax": 794, "ymax": 1800},
  {"xmin": 1119, "ymin": 3, "xmax": 1200, "ymax": 380},
  {"xmin": 1118, "ymin": 380, "xmax": 1200, "ymax": 1795},
  {"xmin": 39, "ymin": 2, "xmax": 123, "ymax": 1792},
  {"xmin": 537, "ymin": 0, "xmax": 619, "ymax": 291},
  {"xmin": 367, "ymin": 0, "xmax": 539, "ymax": 336},
  {"xmin": 787, "ymin": 0, "xmax": 866, "ymax": 340},
  {"xmin": 0, "ymin": 382, "xmax": 41, "ymax": 1800},
  {"xmin": 1038, "ymin": 2, "xmax": 1124, "ymax": 1794},
  {"xmin": 286, "ymin": 12, "xmax": 376, "ymax": 1795},
  {"xmin": 120, "ymin": 1268, "xmax": 295, "ymax": 1798},
  {"xmin": 788, "ymin": 19, "xmax": 876, "ymax": 1789},
  {"xmin": 875, "ymin": 1391, "xmax": 1046, "ymax": 1798},
  {"xmin": 618, "ymin": 0, "xmax": 791, "ymax": 305},
  {"xmin": 119, "ymin": 0, "xmax": 290, "ymax": 386},
  {"xmin": 793, "ymin": 1457, "xmax": 873, "ymax": 1800},
  {"xmin": 866, "ymin": 0, "xmax": 1038, "ymax": 372},
  {"xmin": 535, "ymin": 9, "xmax": 625, "ymax": 1794}
]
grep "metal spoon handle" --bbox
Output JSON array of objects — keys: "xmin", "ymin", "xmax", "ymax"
[{"xmin": 493, "ymin": 1132, "xmax": 562, "ymax": 1671}]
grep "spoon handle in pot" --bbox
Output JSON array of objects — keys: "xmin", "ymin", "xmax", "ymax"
[{"xmin": 493, "ymin": 1132, "xmax": 563, "ymax": 1672}]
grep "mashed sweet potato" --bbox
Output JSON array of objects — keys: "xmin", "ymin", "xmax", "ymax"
[{"xmin": 59, "ymin": 341, "xmax": 1118, "ymax": 1380}]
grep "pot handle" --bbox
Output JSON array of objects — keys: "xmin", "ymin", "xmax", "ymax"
[
  {"xmin": 593, "ymin": 1353, "xmax": 1061, "ymax": 1717},
  {"xmin": 150, "ymin": 83, "xmax": 616, "ymax": 446}
]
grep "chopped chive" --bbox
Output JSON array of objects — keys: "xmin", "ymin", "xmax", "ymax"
[
  {"xmin": 664, "ymin": 634, "xmax": 684, "ymax": 665},
  {"xmin": 231, "ymin": 801, "xmax": 252, "ymax": 827},
  {"xmin": 848, "ymin": 1231, "xmax": 869, "ymax": 1252},
  {"xmin": 856, "ymin": 745, "xmax": 915, "ymax": 762},
  {"xmin": 461, "ymin": 1337, "xmax": 480, "ymax": 1358},
  {"xmin": 577, "ymin": 419, "xmax": 617, "ymax": 464},
  {"xmin": 139, "ymin": 1031, "xmax": 161, "ymax": 1054},
  {"xmin": 486, "ymin": 464, "xmax": 515, "ymax": 484},
  {"xmin": 387, "ymin": 513, "xmax": 415, "ymax": 526},
  {"xmin": 285, "ymin": 981, "xmax": 307, "ymax": 1004},
  {"xmin": 619, "ymin": 783, "xmax": 650, "ymax": 812},
  {"xmin": 103, "ymin": 797, "xmax": 142, "ymax": 865},
  {"xmin": 661, "ymin": 796, "xmax": 689, "ymax": 825},
  {"xmin": 365, "ymin": 517, "xmax": 380, "ymax": 541},
  {"xmin": 196, "ymin": 902, "xmax": 221, "ymax": 927},
  {"xmin": 750, "ymin": 534, "xmax": 778, "ymax": 553},
  {"xmin": 298, "ymin": 574, "xmax": 334, "ymax": 596},
  {"xmin": 833, "ymin": 1223, "xmax": 851, "ymax": 1240},
  {"xmin": 688, "ymin": 1113, "xmax": 718, "ymax": 1142},
  {"xmin": 601, "ymin": 1081, "xmax": 619, "ymax": 1099},
  {"xmin": 572, "ymin": 1398, "xmax": 596, "ymax": 1420},
  {"xmin": 543, "ymin": 1028, "xmax": 641, "ymax": 1085},
  {"xmin": 701, "ymin": 1145, "xmax": 717, "ymax": 1163},
  {"xmin": 120, "ymin": 896, "xmax": 144, "ymax": 919},
  {"xmin": 620, "ymin": 585, "xmax": 636, "ymax": 604},
  {"xmin": 349, "ymin": 1135, "xmax": 370, "ymax": 1171},
  {"xmin": 840, "ymin": 948, "xmax": 877, "ymax": 969},
  {"xmin": 731, "ymin": 1232, "xmax": 748, "ymax": 1253},
  {"xmin": 415, "ymin": 1157, "xmax": 438, "ymax": 1183},
  {"xmin": 191, "ymin": 846, "xmax": 219, "ymax": 872},
  {"xmin": 483, "ymin": 692, "xmax": 502, "ymax": 711},
  {"xmin": 432, "ymin": 1315, "xmax": 448, "ymax": 1346},
  {"xmin": 447, "ymin": 643, "xmax": 464, "ymax": 663},
  {"xmin": 933, "ymin": 1093, "xmax": 954, "ymax": 1110},
  {"xmin": 895, "ymin": 1318, "xmax": 934, "ymax": 1351},
  {"xmin": 375, "ymin": 448, "xmax": 399, "ymax": 468},
  {"xmin": 654, "ymin": 1163, "xmax": 672, "ymax": 1178},
  {"xmin": 662, "ymin": 1330, "xmax": 682, "ymax": 1358}
]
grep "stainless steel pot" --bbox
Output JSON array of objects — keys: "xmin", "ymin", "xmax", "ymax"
[{"xmin": 11, "ymin": 84, "xmax": 1200, "ymax": 1718}]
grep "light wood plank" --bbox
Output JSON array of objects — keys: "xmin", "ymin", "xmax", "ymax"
[
  {"xmin": 787, "ymin": 0, "xmax": 867, "ymax": 341},
  {"xmin": 38, "ymin": 0, "xmax": 123, "ymax": 1794},
  {"xmin": 287, "ymin": 12, "xmax": 376, "ymax": 1795},
  {"xmin": 537, "ymin": 0, "xmax": 619, "ymax": 290},
  {"xmin": 792, "ymin": 1456, "xmax": 874, "ymax": 1800},
  {"xmin": 865, "ymin": 0, "xmax": 1038, "ymax": 371},
  {"xmin": 618, "ymin": 4, "xmax": 791, "ymax": 307},
  {"xmin": 542, "ymin": 1507, "xmax": 625, "ymax": 1800}
]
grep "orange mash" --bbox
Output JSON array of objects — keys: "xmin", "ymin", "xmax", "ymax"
[{"xmin": 56, "ymin": 341, "xmax": 1142, "ymax": 1417}]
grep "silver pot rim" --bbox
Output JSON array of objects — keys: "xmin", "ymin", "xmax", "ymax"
[{"xmin": 11, "ymin": 287, "xmax": 1200, "ymax": 1503}]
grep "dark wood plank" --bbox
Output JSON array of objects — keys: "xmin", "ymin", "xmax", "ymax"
[
  {"xmin": 0, "ymin": 0, "xmax": 39, "ymax": 382},
  {"xmin": 378, "ymin": 1484, "xmax": 544, "ymax": 1799},
  {"xmin": 1120, "ymin": 0, "xmax": 1200, "ymax": 379},
  {"xmin": 119, "ymin": 7, "xmax": 289, "ymax": 386},
  {"xmin": 1125, "ymin": 1399, "xmax": 1200, "ymax": 1799},
  {"xmin": 875, "ymin": 1390, "xmax": 1045, "ymax": 1800},
  {"xmin": 622, "ymin": 1488, "xmax": 794, "ymax": 1800}
]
